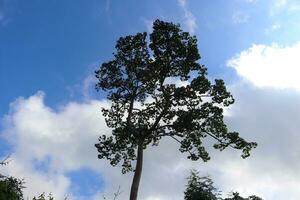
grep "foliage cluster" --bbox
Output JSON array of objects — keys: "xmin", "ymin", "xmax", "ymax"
[
  {"xmin": 185, "ymin": 170, "xmax": 263, "ymax": 200},
  {"xmin": 0, "ymin": 175, "xmax": 24, "ymax": 200}
]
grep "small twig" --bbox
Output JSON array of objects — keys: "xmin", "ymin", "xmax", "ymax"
[
  {"xmin": 203, "ymin": 131, "xmax": 235, "ymax": 149},
  {"xmin": 169, "ymin": 135, "xmax": 195, "ymax": 157},
  {"xmin": 113, "ymin": 186, "xmax": 122, "ymax": 200},
  {"xmin": 102, "ymin": 186, "xmax": 122, "ymax": 200},
  {"xmin": 0, "ymin": 154, "xmax": 11, "ymax": 166}
]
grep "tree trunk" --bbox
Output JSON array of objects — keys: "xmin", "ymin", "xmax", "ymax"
[{"xmin": 129, "ymin": 142, "xmax": 144, "ymax": 200}]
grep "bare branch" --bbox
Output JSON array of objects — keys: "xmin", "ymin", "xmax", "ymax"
[
  {"xmin": 168, "ymin": 135, "xmax": 195, "ymax": 158},
  {"xmin": 0, "ymin": 154, "xmax": 11, "ymax": 166},
  {"xmin": 126, "ymin": 96, "xmax": 135, "ymax": 127},
  {"xmin": 204, "ymin": 131, "xmax": 235, "ymax": 149},
  {"xmin": 113, "ymin": 186, "xmax": 122, "ymax": 200}
]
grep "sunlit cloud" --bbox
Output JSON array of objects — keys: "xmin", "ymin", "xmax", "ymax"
[
  {"xmin": 1, "ymin": 92, "xmax": 110, "ymax": 199},
  {"xmin": 227, "ymin": 42, "xmax": 300, "ymax": 91}
]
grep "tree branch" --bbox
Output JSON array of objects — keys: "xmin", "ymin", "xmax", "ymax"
[
  {"xmin": 0, "ymin": 154, "xmax": 11, "ymax": 166},
  {"xmin": 149, "ymin": 106, "xmax": 168, "ymax": 132},
  {"xmin": 126, "ymin": 96, "xmax": 135, "ymax": 127},
  {"xmin": 204, "ymin": 131, "xmax": 235, "ymax": 149},
  {"xmin": 148, "ymin": 78, "xmax": 169, "ymax": 132},
  {"xmin": 168, "ymin": 135, "xmax": 195, "ymax": 158}
]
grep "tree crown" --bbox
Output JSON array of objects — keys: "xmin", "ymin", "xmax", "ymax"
[{"xmin": 95, "ymin": 19, "xmax": 257, "ymax": 173}]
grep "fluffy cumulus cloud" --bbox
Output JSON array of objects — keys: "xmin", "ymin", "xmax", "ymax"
[
  {"xmin": 222, "ymin": 84, "xmax": 300, "ymax": 199},
  {"xmin": 227, "ymin": 42, "xmax": 300, "ymax": 90},
  {"xmin": 223, "ymin": 40, "xmax": 300, "ymax": 199},
  {"xmin": 1, "ymin": 91, "xmax": 205, "ymax": 200},
  {"xmin": 0, "ymin": 92, "xmax": 111, "ymax": 199}
]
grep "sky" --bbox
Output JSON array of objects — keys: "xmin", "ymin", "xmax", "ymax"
[{"xmin": 1, "ymin": 0, "xmax": 300, "ymax": 199}]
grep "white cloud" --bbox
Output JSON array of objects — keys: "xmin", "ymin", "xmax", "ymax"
[
  {"xmin": 3, "ymin": 80, "xmax": 300, "ymax": 199},
  {"xmin": 222, "ymin": 84, "xmax": 300, "ymax": 199},
  {"xmin": 1, "ymin": 159, "xmax": 70, "ymax": 199},
  {"xmin": 1, "ymin": 92, "xmax": 111, "ymax": 199},
  {"xmin": 0, "ymin": 90, "xmax": 240, "ymax": 200},
  {"xmin": 164, "ymin": 77, "xmax": 189, "ymax": 87},
  {"xmin": 178, "ymin": 0, "xmax": 197, "ymax": 35},
  {"xmin": 227, "ymin": 42, "xmax": 300, "ymax": 90}
]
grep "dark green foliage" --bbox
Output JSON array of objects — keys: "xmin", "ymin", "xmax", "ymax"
[
  {"xmin": 0, "ymin": 157, "xmax": 60, "ymax": 200},
  {"xmin": 32, "ymin": 193, "xmax": 54, "ymax": 200},
  {"xmin": 224, "ymin": 193, "xmax": 263, "ymax": 200},
  {"xmin": 95, "ymin": 19, "xmax": 257, "ymax": 174},
  {"xmin": 32, "ymin": 193, "xmax": 70, "ymax": 200},
  {"xmin": 184, "ymin": 170, "xmax": 219, "ymax": 200},
  {"xmin": 184, "ymin": 171, "xmax": 263, "ymax": 200},
  {"xmin": 0, "ymin": 175, "xmax": 24, "ymax": 200},
  {"xmin": 0, "ymin": 156, "xmax": 24, "ymax": 200}
]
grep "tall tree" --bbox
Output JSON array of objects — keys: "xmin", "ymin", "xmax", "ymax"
[{"xmin": 95, "ymin": 19, "xmax": 257, "ymax": 200}]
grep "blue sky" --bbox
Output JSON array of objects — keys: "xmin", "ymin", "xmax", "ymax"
[
  {"xmin": 1, "ymin": 0, "xmax": 298, "ymax": 110},
  {"xmin": 1, "ymin": 0, "xmax": 300, "ymax": 199},
  {"xmin": 1, "ymin": 0, "xmax": 291, "ymax": 113}
]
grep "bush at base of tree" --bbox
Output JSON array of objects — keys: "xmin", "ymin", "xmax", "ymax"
[
  {"xmin": 0, "ymin": 175, "xmax": 24, "ymax": 200},
  {"xmin": 224, "ymin": 192, "xmax": 263, "ymax": 200},
  {"xmin": 184, "ymin": 170, "xmax": 263, "ymax": 200},
  {"xmin": 185, "ymin": 170, "xmax": 219, "ymax": 200},
  {"xmin": 0, "ymin": 156, "xmax": 24, "ymax": 200},
  {"xmin": 32, "ymin": 193, "xmax": 54, "ymax": 200}
]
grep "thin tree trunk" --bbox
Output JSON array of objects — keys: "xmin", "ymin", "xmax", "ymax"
[{"xmin": 129, "ymin": 142, "xmax": 144, "ymax": 200}]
